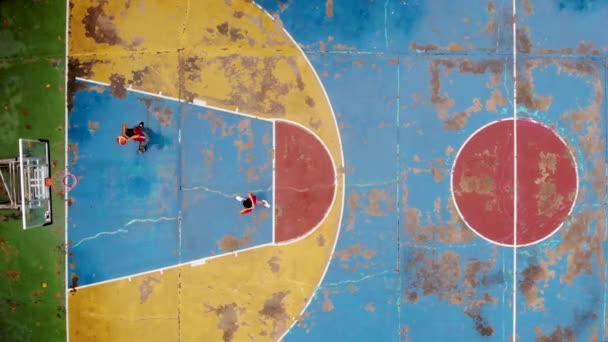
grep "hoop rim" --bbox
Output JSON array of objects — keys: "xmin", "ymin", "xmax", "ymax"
[{"xmin": 50, "ymin": 169, "xmax": 78, "ymax": 194}]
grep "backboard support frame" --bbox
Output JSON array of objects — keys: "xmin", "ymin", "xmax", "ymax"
[{"xmin": 0, "ymin": 139, "xmax": 53, "ymax": 230}]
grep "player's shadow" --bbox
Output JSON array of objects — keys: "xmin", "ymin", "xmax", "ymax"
[{"xmin": 144, "ymin": 127, "xmax": 170, "ymax": 151}]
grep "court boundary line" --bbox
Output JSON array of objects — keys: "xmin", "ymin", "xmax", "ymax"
[{"xmin": 63, "ymin": 0, "xmax": 70, "ymax": 339}]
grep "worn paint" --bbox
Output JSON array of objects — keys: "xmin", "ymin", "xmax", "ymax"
[{"xmin": 2, "ymin": 0, "xmax": 608, "ymax": 340}]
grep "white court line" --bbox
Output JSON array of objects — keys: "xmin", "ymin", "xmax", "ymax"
[
  {"xmin": 70, "ymin": 82, "xmax": 343, "ymax": 290},
  {"xmin": 74, "ymin": 77, "xmax": 275, "ymax": 123},
  {"xmin": 512, "ymin": 0, "xmax": 518, "ymax": 339},
  {"xmin": 271, "ymin": 13, "xmax": 346, "ymax": 342},
  {"xmin": 74, "ymin": 7, "xmax": 346, "ymax": 337},
  {"xmin": 272, "ymin": 119, "xmax": 339, "ymax": 247},
  {"xmin": 75, "ymin": 81, "xmax": 341, "ymax": 247},
  {"xmin": 71, "ymin": 243, "xmax": 275, "ymax": 291},
  {"xmin": 64, "ymin": 0, "xmax": 70, "ymax": 339},
  {"xmin": 450, "ymin": 119, "xmax": 579, "ymax": 247}
]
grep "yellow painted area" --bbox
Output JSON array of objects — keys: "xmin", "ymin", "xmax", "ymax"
[
  {"xmin": 68, "ymin": 270, "xmax": 180, "ymax": 340},
  {"xmin": 68, "ymin": 0, "xmax": 344, "ymax": 341}
]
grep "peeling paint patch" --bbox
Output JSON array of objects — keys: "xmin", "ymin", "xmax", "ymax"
[
  {"xmin": 138, "ymin": 276, "xmax": 160, "ymax": 304},
  {"xmin": 258, "ymin": 291, "xmax": 289, "ymax": 339},
  {"xmin": 206, "ymin": 303, "xmax": 244, "ymax": 342},
  {"xmin": 153, "ymin": 106, "xmax": 173, "ymax": 127},
  {"xmin": 108, "ymin": 73, "xmax": 127, "ymax": 99},
  {"xmin": 217, "ymin": 231, "xmax": 253, "ymax": 252},
  {"xmin": 267, "ymin": 256, "xmax": 281, "ymax": 273}
]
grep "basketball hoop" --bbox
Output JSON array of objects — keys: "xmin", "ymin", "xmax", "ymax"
[{"xmin": 46, "ymin": 169, "xmax": 78, "ymax": 195}]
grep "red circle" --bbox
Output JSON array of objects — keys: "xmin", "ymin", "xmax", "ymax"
[{"xmin": 451, "ymin": 118, "xmax": 578, "ymax": 246}]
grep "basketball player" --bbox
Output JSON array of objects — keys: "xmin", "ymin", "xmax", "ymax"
[
  {"xmin": 236, "ymin": 193, "xmax": 271, "ymax": 215},
  {"xmin": 116, "ymin": 122, "xmax": 148, "ymax": 153}
]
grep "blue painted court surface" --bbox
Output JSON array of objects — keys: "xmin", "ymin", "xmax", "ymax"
[
  {"xmin": 68, "ymin": 81, "xmax": 273, "ymax": 286},
  {"xmin": 254, "ymin": 0, "xmax": 607, "ymax": 340},
  {"xmin": 68, "ymin": 0, "xmax": 608, "ymax": 340}
]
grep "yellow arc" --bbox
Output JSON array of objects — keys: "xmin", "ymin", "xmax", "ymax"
[{"xmin": 68, "ymin": 0, "xmax": 345, "ymax": 341}]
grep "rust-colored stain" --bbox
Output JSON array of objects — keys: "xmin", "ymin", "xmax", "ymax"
[
  {"xmin": 0, "ymin": 239, "xmax": 12, "ymax": 259},
  {"xmin": 481, "ymin": 19, "xmax": 496, "ymax": 34},
  {"xmin": 536, "ymin": 182, "xmax": 564, "ymax": 217},
  {"xmin": 5, "ymin": 269, "xmax": 20, "ymax": 282},
  {"xmin": 410, "ymin": 42, "xmax": 439, "ymax": 52},
  {"xmin": 404, "ymin": 249, "xmax": 499, "ymax": 336},
  {"xmin": 404, "ymin": 174, "xmax": 475, "ymax": 244},
  {"xmin": 519, "ymin": 262, "xmax": 554, "ymax": 311},
  {"xmin": 365, "ymin": 189, "xmax": 393, "ymax": 216},
  {"xmin": 206, "ymin": 303, "xmax": 244, "ymax": 342},
  {"xmin": 321, "ymin": 289, "xmax": 335, "ymax": 312},
  {"xmin": 82, "ymin": 1, "xmax": 125, "ymax": 46},
  {"xmin": 153, "ymin": 106, "xmax": 173, "ymax": 127},
  {"xmin": 70, "ymin": 274, "xmax": 79, "ymax": 292},
  {"xmin": 305, "ymin": 96, "xmax": 315, "ymax": 107},
  {"xmin": 485, "ymin": 89, "xmax": 507, "ymax": 113},
  {"xmin": 234, "ymin": 120, "xmax": 254, "ymax": 159},
  {"xmin": 465, "ymin": 310, "xmax": 494, "ymax": 336},
  {"xmin": 516, "ymin": 61, "xmax": 553, "ymax": 112},
  {"xmin": 486, "ymin": 0, "xmax": 496, "ymax": 14},
  {"xmin": 430, "ymin": 168, "xmax": 444, "ymax": 183},
  {"xmin": 187, "ymin": 55, "xmax": 302, "ymax": 117},
  {"xmin": 267, "ymin": 256, "xmax": 281, "ymax": 273},
  {"xmin": 217, "ymin": 231, "xmax": 253, "ymax": 252},
  {"xmin": 325, "ymin": 0, "xmax": 334, "ymax": 18},
  {"xmin": 258, "ymin": 291, "xmax": 290, "ymax": 339},
  {"xmin": 317, "ymin": 234, "xmax": 326, "ymax": 247},
  {"xmin": 346, "ymin": 284, "xmax": 359, "ymax": 293},
  {"xmin": 405, "ymin": 250, "xmax": 462, "ymax": 302},
  {"xmin": 516, "ymin": 27, "xmax": 533, "ymax": 53},
  {"xmin": 447, "ymin": 42, "xmax": 468, "ymax": 52},
  {"xmin": 319, "ymin": 40, "xmax": 328, "ymax": 52},
  {"xmin": 130, "ymin": 66, "xmax": 151, "ymax": 87},
  {"xmin": 202, "ymin": 149, "xmax": 215, "ymax": 168},
  {"xmin": 138, "ymin": 276, "xmax": 160, "ymax": 304},
  {"xmin": 68, "ymin": 143, "xmax": 79, "ymax": 164},
  {"xmin": 535, "ymin": 325, "xmax": 576, "ymax": 341},
  {"xmin": 405, "ymin": 291, "xmax": 418, "ymax": 303},
  {"xmin": 430, "ymin": 59, "xmax": 503, "ymax": 129},
  {"xmin": 108, "ymin": 73, "xmax": 127, "ymax": 99},
  {"xmin": 443, "ymin": 98, "xmax": 482, "ymax": 131},
  {"xmin": 332, "ymin": 44, "xmax": 357, "ymax": 51},
  {"xmin": 522, "ymin": 0, "xmax": 533, "ymax": 16},
  {"xmin": 547, "ymin": 210, "xmax": 605, "ymax": 285},
  {"xmin": 458, "ymin": 175, "xmax": 495, "ymax": 195},
  {"xmin": 87, "ymin": 120, "xmax": 100, "ymax": 135},
  {"xmin": 334, "ymin": 243, "xmax": 376, "ymax": 263}
]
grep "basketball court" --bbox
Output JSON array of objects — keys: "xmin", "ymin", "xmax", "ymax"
[{"xmin": 20, "ymin": 0, "xmax": 605, "ymax": 340}]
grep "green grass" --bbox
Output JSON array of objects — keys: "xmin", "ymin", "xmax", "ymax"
[
  {"xmin": 0, "ymin": 0, "xmax": 66, "ymax": 59},
  {"xmin": 0, "ymin": 1, "xmax": 67, "ymax": 341}
]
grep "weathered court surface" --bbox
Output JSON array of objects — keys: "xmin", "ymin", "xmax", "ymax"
[{"xmin": 1, "ymin": 0, "xmax": 608, "ymax": 341}]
